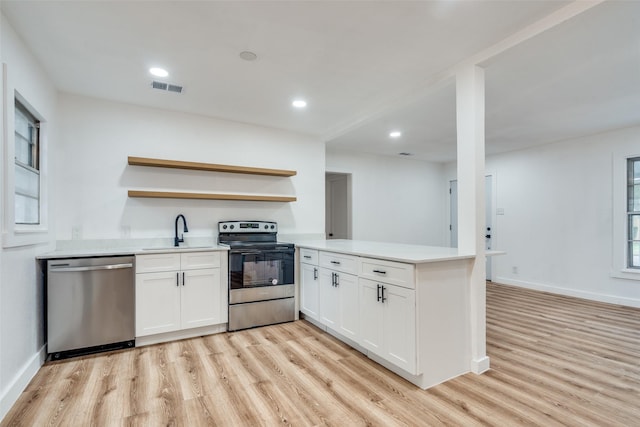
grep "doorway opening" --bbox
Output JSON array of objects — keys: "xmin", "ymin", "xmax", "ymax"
[
  {"xmin": 449, "ymin": 175, "xmax": 494, "ymax": 280},
  {"xmin": 325, "ymin": 173, "xmax": 352, "ymax": 240}
]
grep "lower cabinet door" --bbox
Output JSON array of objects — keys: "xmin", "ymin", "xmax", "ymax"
[
  {"xmin": 359, "ymin": 278, "xmax": 384, "ymax": 353},
  {"xmin": 383, "ymin": 284, "xmax": 416, "ymax": 374},
  {"xmin": 136, "ymin": 271, "xmax": 181, "ymax": 337},
  {"xmin": 181, "ymin": 268, "xmax": 221, "ymax": 329},
  {"xmin": 318, "ymin": 268, "xmax": 339, "ymax": 328},
  {"xmin": 337, "ymin": 272, "xmax": 359, "ymax": 341},
  {"xmin": 300, "ymin": 263, "xmax": 319, "ymax": 320}
]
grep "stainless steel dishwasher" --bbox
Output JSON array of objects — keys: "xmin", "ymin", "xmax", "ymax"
[{"xmin": 47, "ymin": 256, "xmax": 135, "ymax": 359}]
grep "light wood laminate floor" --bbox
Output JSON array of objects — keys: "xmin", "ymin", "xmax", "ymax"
[{"xmin": 2, "ymin": 282, "xmax": 640, "ymax": 426}]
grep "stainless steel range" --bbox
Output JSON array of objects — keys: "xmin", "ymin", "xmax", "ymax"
[{"xmin": 219, "ymin": 221, "xmax": 295, "ymax": 331}]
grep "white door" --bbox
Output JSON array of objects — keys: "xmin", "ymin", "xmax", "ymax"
[
  {"xmin": 337, "ymin": 272, "xmax": 359, "ymax": 340},
  {"xmin": 450, "ymin": 175, "xmax": 493, "ymax": 281},
  {"xmin": 358, "ymin": 278, "xmax": 384, "ymax": 353},
  {"xmin": 181, "ymin": 268, "xmax": 220, "ymax": 329},
  {"xmin": 326, "ymin": 173, "xmax": 351, "ymax": 239},
  {"xmin": 135, "ymin": 271, "xmax": 181, "ymax": 336},
  {"xmin": 318, "ymin": 268, "xmax": 339, "ymax": 328},
  {"xmin": 300, "ymin": 263, "xmax": 319, "ymax": 320},
  {"xmin": 484, "ymin": 175, "xmax": 493, "ymax": 280},
  {"xmin": 383, "ymin": 283, "xmax": 416, "ymax": 374}
]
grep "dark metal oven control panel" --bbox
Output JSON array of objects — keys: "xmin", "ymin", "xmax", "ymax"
[{"xmin": 218, "ymin": 221, "xmax": 277, "ymax": 233}]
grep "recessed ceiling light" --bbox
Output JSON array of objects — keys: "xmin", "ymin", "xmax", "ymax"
[
  {"xmin": 239, "ymin": 51, "xmax": 258, "ymax": 61},
  {"xmin": 149, "ymin": 67, "xmax": 169, "ymax": 77},
  {"xmin": 292, "ymin": 99, "xmax": 307, "ymax": 108},
  {"xmin": 389, "ymin": 131, "xmax": 402, "ymax": 138}
]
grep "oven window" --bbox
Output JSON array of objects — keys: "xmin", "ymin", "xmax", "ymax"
[{"xmin": 229, "ymin": 250, "xmax": 294, "ymax": 289}]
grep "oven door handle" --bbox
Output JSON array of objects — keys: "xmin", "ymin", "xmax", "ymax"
[{"xmin": 238, "ymin": 251, "xmax": 263, "ymax": 256}]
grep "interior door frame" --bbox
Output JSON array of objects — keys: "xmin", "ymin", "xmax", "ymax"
[{"xmin": 325, "ymin": 172, "xmax": 352, "ymax": 240}]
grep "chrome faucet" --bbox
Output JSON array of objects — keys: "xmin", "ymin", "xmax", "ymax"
[{"xmin": 174, "ymin": 214, "xmax": 189, "ymax": 247}]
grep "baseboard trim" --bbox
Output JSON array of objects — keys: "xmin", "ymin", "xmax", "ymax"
[
  {"xmin": 494, "ymin": 276, "xmax": 640, "ymax": 308},
  {"xmin": 471, "ymin": 356, "xmax": 490, "ymax": 374},
  {"xmin": 0, "ymin": 344, "xmax": 46, "ymax": 420},
  {"xmin": 136, "ymin": 323, "xmax": 227, "ymax": 347}
]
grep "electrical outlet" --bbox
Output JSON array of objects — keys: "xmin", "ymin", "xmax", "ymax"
[
  {"xmin": 72, "ymin": 226, "xmax": 82, "ymax": 240},
  {"xmin": 512, "ymin": 266, "xmax": 518, "ymax": 274}
]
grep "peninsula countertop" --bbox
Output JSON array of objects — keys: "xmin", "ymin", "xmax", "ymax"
[{"xmin": 291, "ymin": 239, "xmax": 497, "ymax": 264}]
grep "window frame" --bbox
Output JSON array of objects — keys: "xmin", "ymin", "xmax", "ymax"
[
  {"xmin": 14, "ymin": 99, "xmax": 41, "ymax": 225},
  {"xmin": 2, "ymin": 69, "xmax": 50, "ymax": 248},
  {"xmin": 612, "ymin": 152, "xmax": 640, "ymax": 280}
]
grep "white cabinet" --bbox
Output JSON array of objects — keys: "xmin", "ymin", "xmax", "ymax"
[
  {"xmin": 359, "ymin": 278, "xmax": 416, "ymax": 374},
  {"xmin": 318, "ymin": 267, "xmax": 358, "ymax": 340},
  {"xmin": 317, "ymin": 251, "xmax": 359, "ymax": 342},
  {"xmin": 296, "ymin": 244, "xmax": 475, "ymax": 390},
  {"xmin": 298, "ymin": 248, "xmax": 417, "ymax": 376},
  {"xmin": 300, "ymin": 262, "xmax": 319, "ymax": 319},
  {"xmin": 336, "ymin": 270, "xmax": 359, "ymax": 341},
  {"xmin": 318, "ymin": 268, "xmax": 338, "ymax": 327},
  {"xmin": 136, "ymin": 271, "xmax": 182, "ymax": 336},
  {"xmin": 136, "ymin": 251, "xmax": 225, "ymax": 337},
  {"xmin": 300, "ymin": 249, "xmax": 319, "ymax": 320},
  {"xmin": 359, "ymin": 257, "xmax": 415, "ymax": 288}
]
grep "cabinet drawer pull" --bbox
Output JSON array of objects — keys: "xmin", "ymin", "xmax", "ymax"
[
  {"xmin": 381, "ymin": 285, "xmax": 387, "ymax": 303},
  {"xmin": 377, "ymin": 284, "xmax": 381, "ymax": 302},
  {"xmin": 304, "ymin": 255, "xmax": 312, "ymax": 259},
  {"xmin": 182, "ymin": 272, "xmax": 185, "ymax": 286},
  {"xmin": 373, "ymin": 269, "xmax": 387, "ymax": 275},
  {"xmin": 313, "ymin": 268, "xmax": 318, "ymax": 280},
  {"xmin": 335, "ymin": 273, "xmax": 339, "ymax": 287},
  {"xmin": 330, "ymin": 260, "xmax": 341, "ymax": 265},
  {"xmin": 176, "ymin": 272, "xmax": 179, "ymax": 287}
]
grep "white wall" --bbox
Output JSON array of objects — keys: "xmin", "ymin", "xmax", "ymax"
[
  {"xmin": 447, "ymin": 126, "xmax": 640, "ymax": 307},
  {"xmin": 326, "ymin": 148, "xmax": 447, "ymax": 245},
  {"xmin": 0, "ymin": 14, "xmax": 57, "ymax": 419},
  {"xmin": 55, "ymin": 94, "xmax": 325, "ymax": 243}
]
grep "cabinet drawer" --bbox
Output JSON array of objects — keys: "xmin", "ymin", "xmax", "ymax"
[
  {"xmin": 299, "ymin": 248, "xmax": 319, "ymax": 265},
  {"xmin": 359, "ymin": 257, "xmax": 415, "ymax": 289},
  {"xmin": 181, "ymin": 251, "xmax": 220, "ymax": 270},
  {"xmin": 319, "ymin": 251, "xmax": 357, "ymax": 275},
  {"xmin": 136, "ymin": 253, "xmax": 181, "ymax": 273}
]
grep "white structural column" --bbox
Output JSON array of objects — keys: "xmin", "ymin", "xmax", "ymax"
[{"xmin": 456, "ymin": 65, "xmax": 489, "ymax": 374}]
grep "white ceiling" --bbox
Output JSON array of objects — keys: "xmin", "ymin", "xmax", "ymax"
[
  {"xmin": 329, "ymin": 1, "xmax": 640, "ymax": 162},
  {"xmin": 3, "ymin": 1, "xmax": 638, "ymax": 163}
]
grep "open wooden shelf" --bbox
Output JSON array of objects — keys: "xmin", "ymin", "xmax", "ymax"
[
  {"xmin": 128, "ymin": 156, "xmax": 297, "ymax": 177},
  {"xmin": 128, "ymin": 190, "xmax": 297, "ymax": 203}
]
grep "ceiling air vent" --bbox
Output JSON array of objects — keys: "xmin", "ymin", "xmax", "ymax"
[{"xmin": 151, "ymin": 80, "xmax": 184, "ymax": 94}]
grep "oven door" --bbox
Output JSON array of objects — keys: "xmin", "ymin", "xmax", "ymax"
[{"xmin": 229, "ymin": 247, "xmax": 294, "ymax": 304}]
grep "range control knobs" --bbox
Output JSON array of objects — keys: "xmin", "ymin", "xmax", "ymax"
[
  {"xmin": 264, "ymin": 225, "xmax": 269, "ymax": 229},
  {"xmin": 222, "ymin": 225, "xmax": 227, "ymax": 230},
  {"xmin": 270, "ymin": 225, "xmax": 275, "ymax": 229},
  {"xmin": 230, "ymin": 224, "xmax": 235, "ymax": 229}
]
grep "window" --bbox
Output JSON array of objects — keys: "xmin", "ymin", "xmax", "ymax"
[
  {"xmin": 14, "ymin": 100, "xmax": 40, "ymax": 224},
  {"xmin": 628, "ymin": 157, "xmax": 640, "ymax": 268}
]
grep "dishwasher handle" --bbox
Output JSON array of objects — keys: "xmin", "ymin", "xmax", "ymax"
[{"xmin": 49, "ymin": 263, "xmax": 133, "ymax": 273}]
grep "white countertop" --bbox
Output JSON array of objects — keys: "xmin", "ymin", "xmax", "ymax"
[
  {"xmin": 292, "ymin": 239, "xmax": 482, "ymax": 264},
  {"xmin": 37, "ymin": 243, "xmax": 229, "ymax": 260}
]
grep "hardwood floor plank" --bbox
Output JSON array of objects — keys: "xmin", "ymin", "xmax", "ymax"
[{"xmin": 3, "ymin": 282, "xmax": 640, "ymax": 426}]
